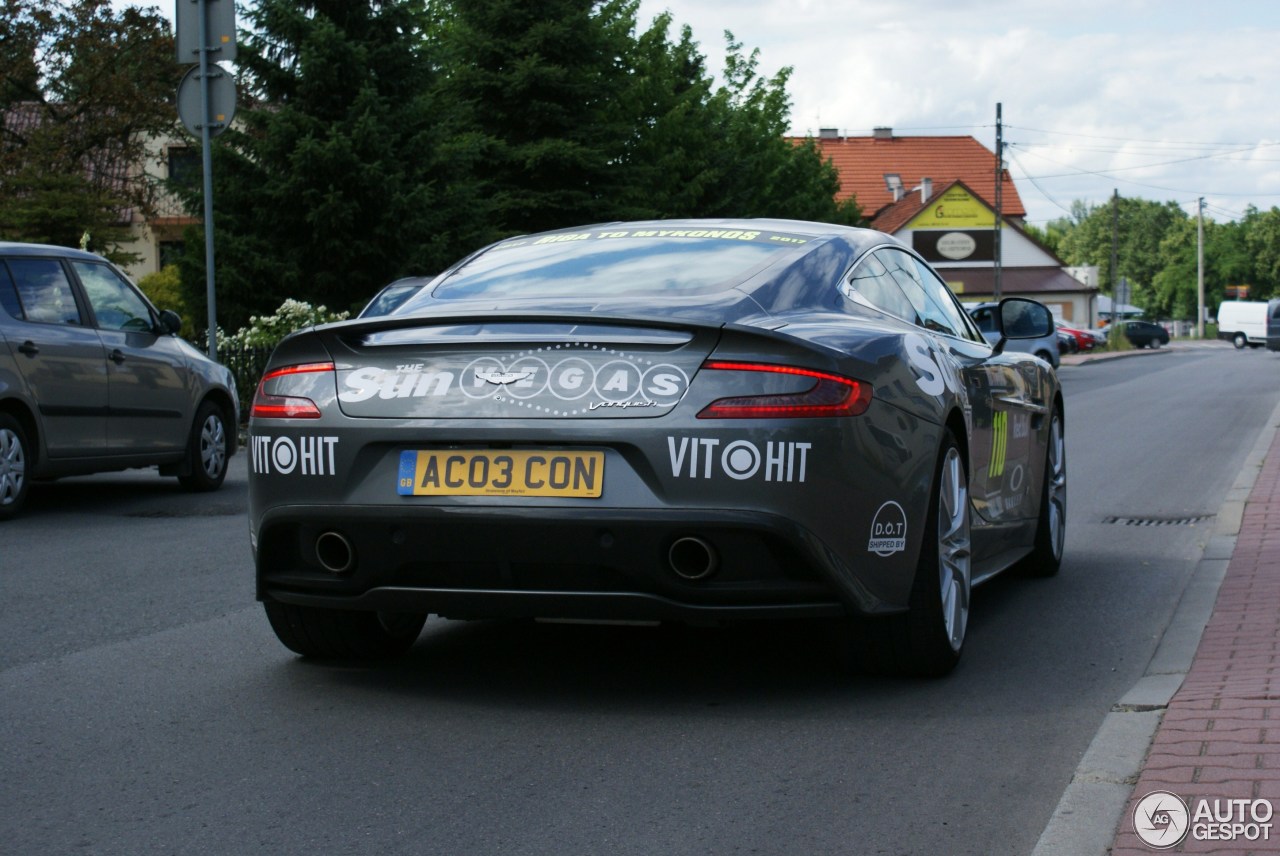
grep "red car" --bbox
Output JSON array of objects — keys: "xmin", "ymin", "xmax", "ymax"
[{"xmin": 1056, "ymin": 323, "xmax": 1099, "ymax": 351}]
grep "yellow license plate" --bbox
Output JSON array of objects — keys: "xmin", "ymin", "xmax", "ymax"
[{"xmin": 397, "ymin": 450, "xmax": 604, "ymax": 497}]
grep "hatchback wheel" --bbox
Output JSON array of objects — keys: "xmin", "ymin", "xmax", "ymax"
[
  {"xmin": 178, "ymin": 401, "xmax": 228, "ymax": 492},
  {"xmin": 0, "ymin": 414, "xmax": 30, "ymax": 521}
]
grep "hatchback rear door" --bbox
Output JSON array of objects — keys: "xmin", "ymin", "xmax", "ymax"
[{"xmin": 1, "ymin": 257, "xmax": 108, "ymax": 457}]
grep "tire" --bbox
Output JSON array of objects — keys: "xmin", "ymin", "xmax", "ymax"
[
  {"xmin": 0, "ymin": 413, "xmax": 30, "ymax": 521},
  {"xmin": 846, "ymin": 431, "xmax": 971, "ymax": 677},
  {"xmin": 264, "ymin": 602, "xmax": 426, "ymax": 659},
  {"xmin": 1233, "ymin": 332, "xmax": 1247, "ymax": 349},
  {"xmin": 1148, "ymin": 339, "xmax": 1161, "ymax": 349},
  {"xmin": 178, "ymin": 400, "xmax": 229, "ymax": 491},
  {"xmin": 1019, "ymin": 408, "xmax": 1066, "ymax": 577}
]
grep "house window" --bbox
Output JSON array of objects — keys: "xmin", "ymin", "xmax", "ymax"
[
  {"xmin": 159, "ymin": 241, "xmax": 185, "ymax": 269},
  {"xmin": 167, "ymin": 147, "xmax": 200, "ymax": 189}
]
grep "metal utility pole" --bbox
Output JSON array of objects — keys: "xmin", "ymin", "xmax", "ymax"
[
  {"xmin": 1197, "ymin": 197, "xmax": 1206, "ymax": 339},
  {"xmin": 1110, "ymin": 189, "xmax": 1119, "ymax": 338},
  {"xmin": 993, "ymin": 103, "xmax": 1003, "ymax": 301},
  {"xmin": 175, "ymin": 0, "xmax": 237, "ymax": 361}
]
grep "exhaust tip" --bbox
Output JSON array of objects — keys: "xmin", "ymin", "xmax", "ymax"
[
  {"xmin": 315, "ymin": 530, "xmax": 355, "ymax": 574},
  {"xmin": 668, "ymin": 536, "xmax": 719, "ymax": 581}
]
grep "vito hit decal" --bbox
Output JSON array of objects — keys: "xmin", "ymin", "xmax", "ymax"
[
  {"xmin": 667, "ymin": 436, "xmax": 812, "ymax": 482},
  {"xmin": 252, "ymin": 435, "xmax": 339, "ymax": 476}
]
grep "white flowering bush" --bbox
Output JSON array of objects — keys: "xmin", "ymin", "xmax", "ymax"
[{"xmin": 218, "ymin": 299, "xmax": 349, "ymax": 350}]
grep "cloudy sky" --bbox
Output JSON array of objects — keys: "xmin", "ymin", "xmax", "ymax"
[
  {"xmin": 131, "ymin": 0, "xmax": 1280, "ymax": 227},
  {"xmin": 633, "ymin": 0, "xmax": 1280, "ymax": 226}
]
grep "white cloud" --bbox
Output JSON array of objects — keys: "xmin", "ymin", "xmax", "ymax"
[{"xmin": 639, "ymin": 0, "xmax": 1280, "ymax": 223}]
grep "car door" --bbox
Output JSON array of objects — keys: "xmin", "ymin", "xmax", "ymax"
[
  {"xmin": 874, "ymin": 248, "xmax": 1040, "ymax": 525},
  {"xmin": 1, "ymin": 257, "xmax": 109, "ymax": 457},
  {"xmin": 70, "ymin": 260, "xmax": 192, "ymax": 453}
]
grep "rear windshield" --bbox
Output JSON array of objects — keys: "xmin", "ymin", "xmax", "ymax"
[{"xmin": 428, "ymin": 227, "xmax": 813, "ymax": 302}]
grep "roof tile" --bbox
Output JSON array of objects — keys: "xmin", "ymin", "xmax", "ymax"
[{"xmin": 793, "ymin": 132, "xmax": 1025, "ymax": 220}]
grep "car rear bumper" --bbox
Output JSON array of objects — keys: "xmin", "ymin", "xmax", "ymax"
[{"xmin": 254, "ymin": 504, "xmax": 883, "ymax": 622}]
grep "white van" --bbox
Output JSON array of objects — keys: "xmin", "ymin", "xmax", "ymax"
[{"xmin": 1217, "ymin": 300, "xmax": 1268, "ymax": 348}]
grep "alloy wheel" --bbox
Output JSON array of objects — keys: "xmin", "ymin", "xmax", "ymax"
[
  {"xmin": 937, "ymin": 446, "xmax": 971, "ymax": 652},
  {"xmin": 199, "ymin": 413, "xmax": 227, "ymax": 479},
  {"xmin": 0, "ymin": 426, "xmax": 26, "ymax": 508}
]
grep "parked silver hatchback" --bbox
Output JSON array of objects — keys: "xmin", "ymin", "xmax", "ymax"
[{"xmin": 0, "ymin": 242, "xmax": 238, "ymax": 519}]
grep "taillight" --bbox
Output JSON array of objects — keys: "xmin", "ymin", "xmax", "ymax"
[
  {"xmin": 250, "ymin": 362, "xmax": 334, "ymax": 419},
  {"xmin": 696, "ymin": 361, "xmax": 872, "ymax": 419}
]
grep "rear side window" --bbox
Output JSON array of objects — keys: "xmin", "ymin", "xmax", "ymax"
[
  {"xmin": 0, "ymin": 263, "xmax": 22, "ymax": 319},
  {"xmin": 7, "ymin": 258, "xmax": 83, "ymax": 325},
  {"xmin": 844, "ymin": 252, "xmax": 920, "ymax": 324}
]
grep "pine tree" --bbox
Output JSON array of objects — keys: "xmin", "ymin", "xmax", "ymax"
[{"xmin": 178, "ymin": 0, "xmax": 479, "ymax": 328}]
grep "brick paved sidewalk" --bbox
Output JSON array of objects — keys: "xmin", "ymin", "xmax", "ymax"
[{"xmin": 1110, "ymin": 431, "xmax": 1280, "ymax": 854}]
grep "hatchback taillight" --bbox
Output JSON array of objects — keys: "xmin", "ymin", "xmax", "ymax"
[
  {"xmin": 250, "ymin": 362, "xmax": 335, "ymax": 419},
  {"xmin": 697, "ymin": 361, "xmax": 872, "ymax": 419}
]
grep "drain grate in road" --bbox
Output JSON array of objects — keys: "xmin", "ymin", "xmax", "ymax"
[{"xmin": 1102, "ymin": 514, "xmax": 1214, "ymax": 527}]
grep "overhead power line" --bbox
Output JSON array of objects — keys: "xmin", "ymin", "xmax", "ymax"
[
  {"xmin": 1004, "ymin": 124, "xmax": 1266, "ymax": 148},
  {"xmin": 1005, "ymin": 142, "xmax": 1280, "ymax": 199}
]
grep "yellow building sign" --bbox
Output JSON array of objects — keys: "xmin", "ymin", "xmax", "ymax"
[{"xmin": 907, "ymin": 187, "xmax": 995, "ymax": 229}]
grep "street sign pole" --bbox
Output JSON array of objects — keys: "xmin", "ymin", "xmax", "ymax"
[
  {"xmin": 197, "ymin": 0, "xmax": 218, "ymax": 361},
  {"xmin": 177, "ymin": 0, "xmax": 235, "ymax": 361}
]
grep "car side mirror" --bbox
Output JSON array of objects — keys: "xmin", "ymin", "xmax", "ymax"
[
  {"xmin": 993, "ymin": 298, "xmax": 1053, "ymax": 355},
  {"xmin": 157, "ymin": 309, "xmax": 182, "ymax": 335}
]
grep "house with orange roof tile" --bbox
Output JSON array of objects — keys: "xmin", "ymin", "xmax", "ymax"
[{"xmin": 795, "ymin": 128, "xmax": 1098, "ymax": 326}]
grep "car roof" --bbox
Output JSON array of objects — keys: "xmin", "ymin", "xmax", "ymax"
[{"xmin": 0, "ymin": 241, "xmax": 106, "ymax": 262}]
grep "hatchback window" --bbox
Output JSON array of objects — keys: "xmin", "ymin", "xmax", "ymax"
[
  {"xmin": 73, "ymin": 262, "xmax": 154, "ymax": 332},
  {"xmin": 7, "ymin": 258, "xmax": 82, "ymax": 325}
]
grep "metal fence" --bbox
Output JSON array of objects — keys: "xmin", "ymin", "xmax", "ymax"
[{"xmin": 216, "ymin": 345, "xmax": 273, "ymax": 421}]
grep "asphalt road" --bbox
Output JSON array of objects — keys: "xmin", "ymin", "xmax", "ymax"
[{"xmin": 3, "ymin": 343, "xmax": 1278, "ymax": 855}]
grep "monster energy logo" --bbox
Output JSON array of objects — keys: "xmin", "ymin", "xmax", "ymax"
[{"xmin": 990, "ymin": 412, "xmax": 1008, "ymax": 477}]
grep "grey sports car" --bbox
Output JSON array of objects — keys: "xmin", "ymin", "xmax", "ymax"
[{"xmin": 249, "ymin": 219, "xmax": 1065, "ymax": 676}]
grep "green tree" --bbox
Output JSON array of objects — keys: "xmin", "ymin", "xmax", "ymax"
[
  {"xmin": 0, "ymin": 0, "xmax": 178, "ymax": 264},
  {"xmin": 1056, "ymin": 196, "xmax": 1187, "ymax": 311},
  {"xmin": 1244, "ymin": 206, "xmax": 1280, "ymax": 298},
  {"xmin": 177, "ymin": 0, "xmax": 478, "ymax": 330},
  {"xmin": 136, "ymin": 263, "xmax": 195, "ymax": 338},
  {"xmin": 1024, "ymin": 201, "xmax": 1092, "ymax": 259},
  {"xmin": 440, "ymin": 0, "xmax": 640, "ymax": 234},
  {"xmin": 611, "ymin": 22, "xmax": 860, "ymax": 223}
]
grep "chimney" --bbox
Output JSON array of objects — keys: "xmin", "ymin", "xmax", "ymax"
[
  {"xmin": 921, "ymin": 178, "xmax": 932, "ymax": 203},
  {"xmin": 883, "ymin": 173, "xmax": 903, "ymax": 201},
  {"xmin": 872, "ymin": 127, "xmax": 893, "ymax": 140},
  {"xmin": 818, "ymin": 128, "xmax": 840, "ymax": 140}
]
